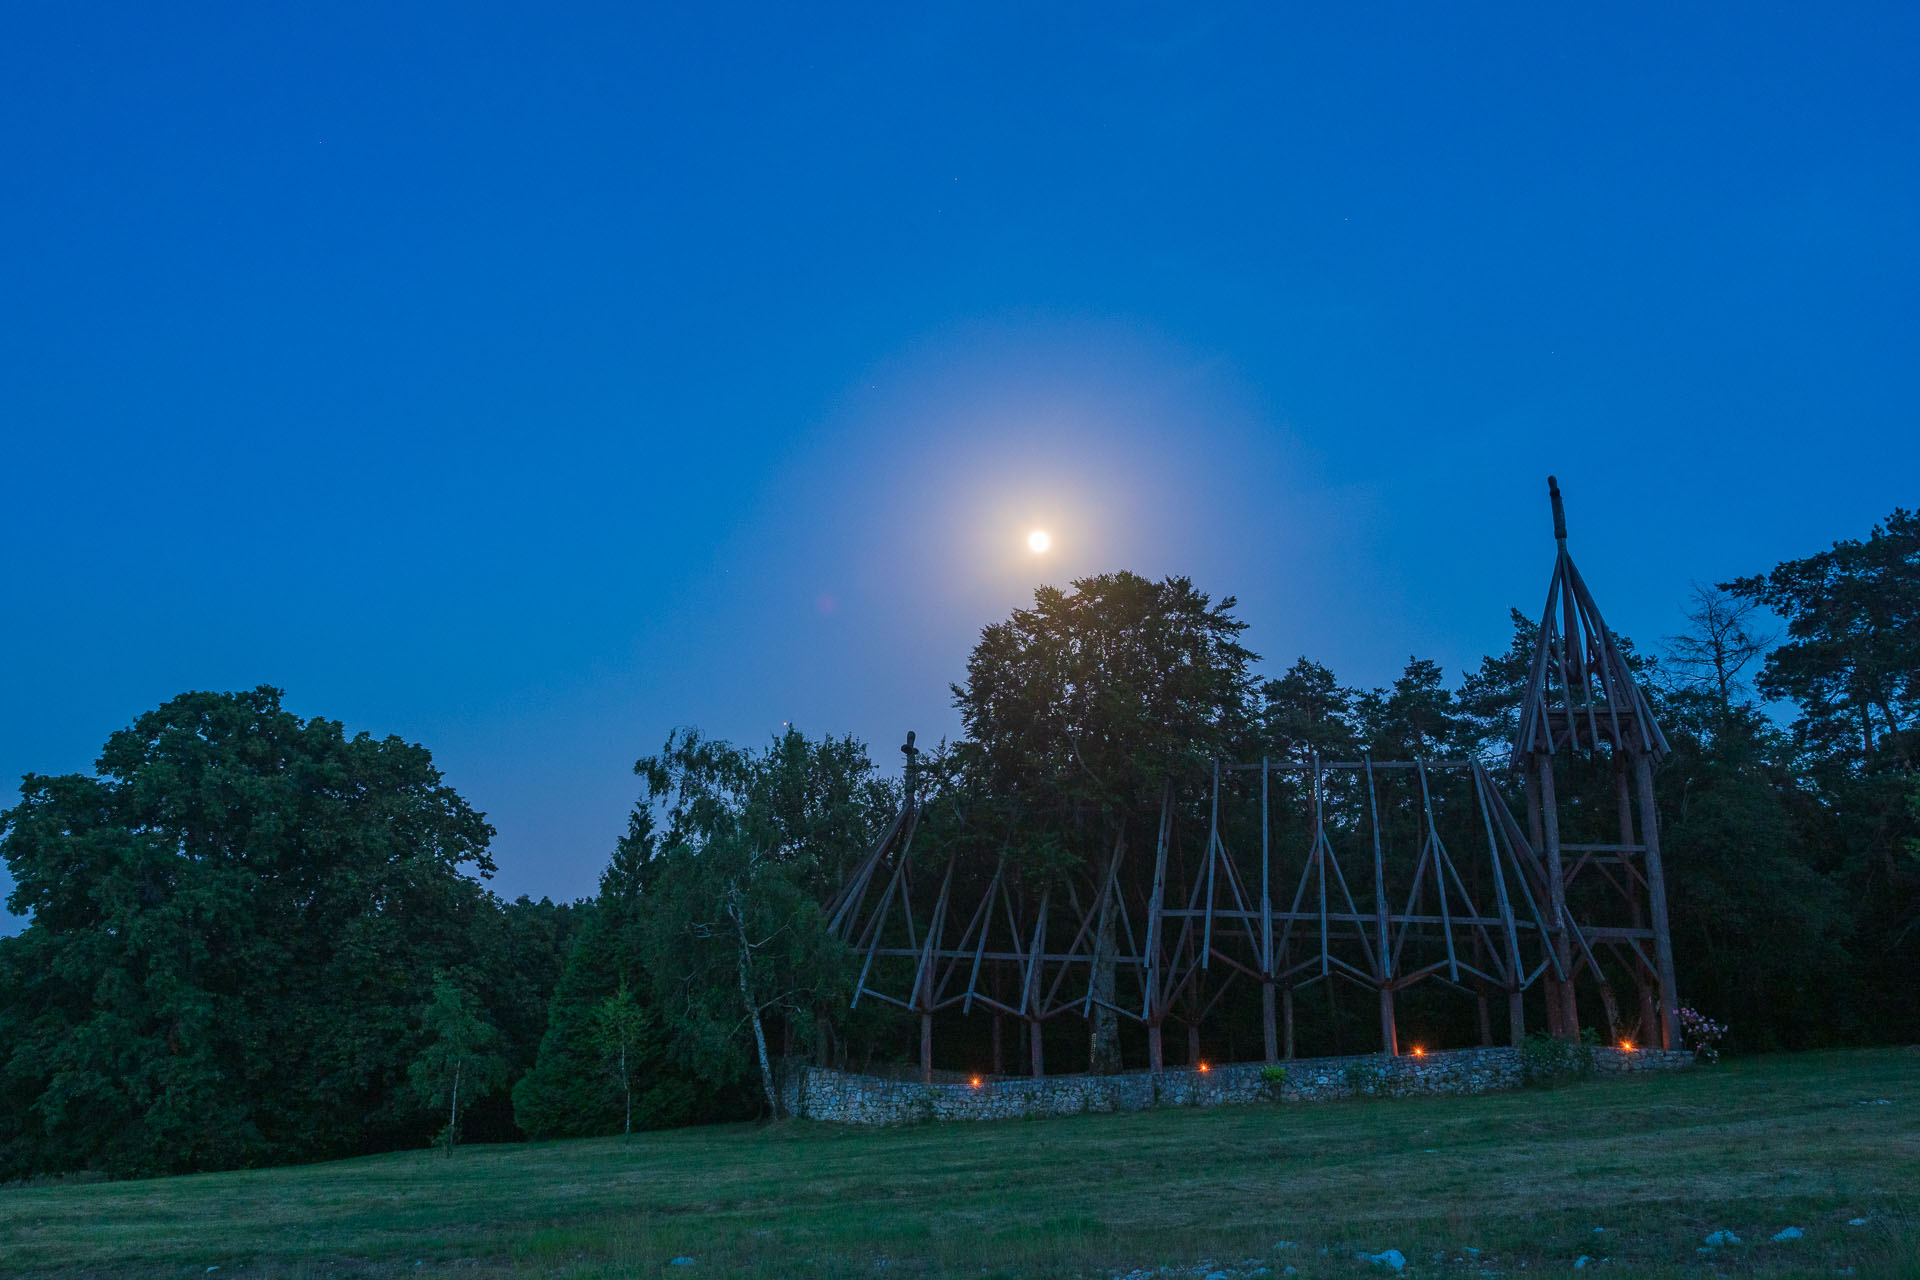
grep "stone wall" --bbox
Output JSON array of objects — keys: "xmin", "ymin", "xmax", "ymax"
[{"xmin": 779, "ymin": 1045, "xmax": 1693, "ymax": 1125}]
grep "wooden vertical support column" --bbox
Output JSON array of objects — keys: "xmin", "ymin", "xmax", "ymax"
[
  {"xmin": 1536, "ymin": 754, "xmax": 1578, "ymax": 1038},
  {"xmin": 1523, "ymin": 768, "xmax": 1562, "ymax": 1038},
  {"xmin": 1617, "ymin": 766, "xmax": 1657, "ymax": 1041},
  {"xmin": 1634, "ymin": 750, "xmax": 1681, "ymax": 1050},
  {"xmin": 1260, "ymin": 757, "xmax": 1278, "ymax": 1063},
  {"xmin": 1509, "ymin": 990, "xmax": 1526, "ymax": 1046},
  {"xmin": 918, "ymin": 945, "xmax": 933, "ymax": 1083},
  {"xmin": 1025, "ymin": 891, "xmax": 1048, "ymax": 1079},
  {"xmin": 1283, "ymin": 985, "xmax": 1296, "ymax": 1059},
  {"xmin": 1365, "ymin": 761, "xmax": 1397, "ymax": 1055},
  {"xmin": 1145, "ymin": 784, "xmax": 1171, "ymax": 1075},
  {"xmin": 1187, "ymin": 1020, "xmax": 1201, "ymax": 1067},
  {"xmin": 991, "ymin": 1013, "xmax": 1003, "ymax": 1077}
]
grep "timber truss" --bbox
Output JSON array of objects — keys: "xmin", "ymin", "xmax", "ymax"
[{"xmin": 826, "ymin": 477, "xmax": 1683, "ymax": 1079}]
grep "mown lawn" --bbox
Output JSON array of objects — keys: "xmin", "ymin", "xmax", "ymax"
[{"xmin": 4, "ymin": 1049, "xmax": 1916, "ymax": 1280}]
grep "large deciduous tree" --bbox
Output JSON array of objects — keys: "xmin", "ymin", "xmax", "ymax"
[
  {"xmin": 1726, "ymin": 508, "xmax": 1919, "ymax": 769},
  {"xmin": 952, "ymin": 571, "xmax": 1256, "ymax": 1072},
  {"xmin": 1725, "ymin": 507, "xmax": 1920, "ymax": 1034},
  {"xmin": 0, "ymin": 687, "xmax": 497, "ymax": 1178}
]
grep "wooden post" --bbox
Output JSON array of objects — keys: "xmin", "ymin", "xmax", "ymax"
[
  {"xmin": 1537, "ymin": 755, "xmax": 1578, "ymax": 1039},
  {"xmin": 1260, "ymin": 756, "xmax": 1277, "ymax": 1064},
  {"xmin": 1509, "ymin": 990, "xmax": 1525, "ymax": 1046},
  {"xmin": 1365, "ymin": 761, "xmax": 1396, "ymax": 1055},
  {"xmin": 1524, "ymin": 769, "xmax": 1563, "ymax": 1039},
  {"xmin": 1148, "ymin": 1021, "xmax": 1164, "ymax": 1073},
  {"xmin": 991, "ymin": 967, "xmax": 1005, "ymax": 1076},
  {"xmin": 1187, "ymin": 1021, "xmax": 1201, "ymax": 1067},
  {"xmin": 1476, "ymin": 983, "xmax": 1493, "ymax": 1047},
  {"xmin": 920, "ymin": 1012, "xmax": 932, "ymax": 1084},
  {"xmin": 1634, "ymin": 750, "xmax": 1681, "ymax": 1050},
  {"xmin": 1025, "ymin": 891, "xmax": 1048, "ymax": 1077},
  {"xmin": 1617, "ymin": 766, "xmax": 1659, "ymax": 1042},
  {"xmin": 1325, "ymin": 979, "xmax": 1343, "ymax": 1055},
  {"xmin": 1283, "ymin": 986, "xmax": 1295, "ymax": 1059}
]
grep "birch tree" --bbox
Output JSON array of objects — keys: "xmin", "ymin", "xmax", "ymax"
[
  {"xmin": 409, "ymin": 975, "xmax": 509, "ymax": 1155},
  {"xmin": 632, "ymin": 730, "xmax": 877, "ymax": 1117}
]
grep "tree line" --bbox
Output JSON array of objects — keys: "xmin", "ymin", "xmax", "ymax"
[{"xmin": 1, "ymin": 507, "xmax": 1912, "ymax": 1179}]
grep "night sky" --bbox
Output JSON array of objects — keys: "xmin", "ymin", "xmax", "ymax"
[{"xmin": 4, "ymin": 4, "xmax": 1916, "ymax": 926}]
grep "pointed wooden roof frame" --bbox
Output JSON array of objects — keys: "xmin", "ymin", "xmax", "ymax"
[{"xmin": 1511, "ymin": 476, "xmax": 1671, "ymax": 770}]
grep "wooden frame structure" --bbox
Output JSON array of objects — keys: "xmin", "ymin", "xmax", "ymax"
[
  {"xmin": 1514, "ymin": 476, "xmax": 1680, "ymax": 1050},
  {"xmin": 826, "ymin": 477, "xmax": 1681, "ymax": 1080}
]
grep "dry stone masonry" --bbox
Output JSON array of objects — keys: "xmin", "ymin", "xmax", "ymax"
[{"xmin": 779, "ymin": 1046, "xmax": 1692, "ymax": 1125}]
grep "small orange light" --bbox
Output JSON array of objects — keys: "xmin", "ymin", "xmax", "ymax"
[
  {"xmin": 1619, "ymin": 1040, "xmax": 1633, "ymax": 1052},
  {"xmin": 970, "ymin": 1075, "xmax": 982, "ymax": 1087},
  {"xmin": 1412, "ymin": 1045, "xmax": 1425, "ymax": 1057},
  {"xmin": 1198, "ymin": 1061, "xmax": 1210, "ymax": 1073}
]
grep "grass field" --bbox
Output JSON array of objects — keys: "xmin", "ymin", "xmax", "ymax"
[{"xmin": 4, "ymin": 1049, "xmax": 1916, "ymax": 1280}]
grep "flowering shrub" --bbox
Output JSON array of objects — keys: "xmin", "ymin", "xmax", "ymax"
[{"xmin": 1677, "ymin": 1006, "xmax": 1727, "ymax": 1063}]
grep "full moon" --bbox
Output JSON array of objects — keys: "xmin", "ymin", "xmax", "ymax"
[{"xmin": 1026, "ymin": 529, "xmax": 1051, "ymax": 554}]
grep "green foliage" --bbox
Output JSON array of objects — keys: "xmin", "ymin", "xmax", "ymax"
[
  {"xmin": 1518, "ymin": 1030, "xmax": 1595, "ymax": 1087},
  {"xmin": 592, "ymin": 984, "xmax": 649, "ymax": 1133},
  {"xmin": 1455, "ymin": 610, "xmax": 1540, "ymax": 761},
  {"xmin": 408, "ymin": 975, "xmax": 510, "ymax": 1154},
  {"xmin": 1721, "ymin": 508, "xmax": 1920, "ymax": 1040},
  {"xmin": 952, "ymin": 572, "xmax": 1256, "ymax": 1073},
  {"xmin": 1262, "ymin": 658, "xmax": 1358, "ymax": 766},
  {"xmin": 1354, "ymin": 657, "xmax": 1468, "ymax": 760},
  {"xmin": 634, "ymin": 729, "xmax": 883, "ymax": 1116},
  {"xmin": 1725, "ymin": 508, "xmax": 1918, "ymax": 771},
  {"xmin": 512, "ymin": 812, "xmax": 708, "ymax": 1139},
  {"xmin": 1258, "ymin": 1064, "xmax": 1288, "ymax": 1099},
  {"xmin": 0, "ymin": 687, "xmax": 510, "ymax": 1179},
  {"xmin": 953, "ymin": 570, "xmax": 1257, "ymax": 819}
]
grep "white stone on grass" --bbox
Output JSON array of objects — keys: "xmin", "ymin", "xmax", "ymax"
[
  {"xmin": 1366, "ymin": 1249, "xmax": 1406, "ymax": 1271},
  {"xmin": 1772, "ymin": 1227, "xmax": 1803, "ymax": 1241},
  {"xmin": 1703, "ymin": 1230, "xmax": 1740, "ymax": 1246},
  {"xmin": 1574, "ymin": 1257, "xmax": 1592, "ymax": 1268}
]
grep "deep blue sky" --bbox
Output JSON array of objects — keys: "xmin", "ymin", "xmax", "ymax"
[{"xmin": 4, "ymin": 4, "xmax": 1916, "ymax": 924}]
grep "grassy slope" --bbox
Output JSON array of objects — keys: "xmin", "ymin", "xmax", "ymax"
[{"xmin": 3, "ymin": 1049, "xmax": 1916, "ymax": 1280}]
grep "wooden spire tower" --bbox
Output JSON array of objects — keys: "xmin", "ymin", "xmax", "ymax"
[{"xmin": 1513, "ymin": 476, "xmax": 1680, "ymax": 1048}]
